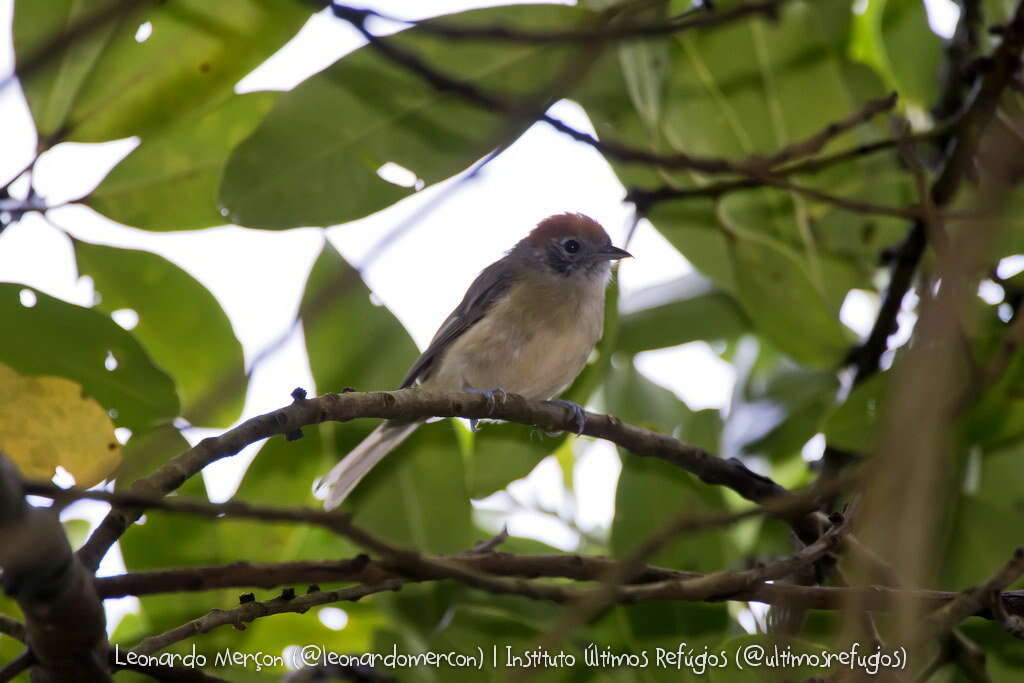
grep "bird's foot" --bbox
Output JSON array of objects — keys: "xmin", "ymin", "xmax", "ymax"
[
  {"xmin": 465, "ymin": 386, "xmax": 508, "ymax": 431},
  {"xmin": 547, "ymin": 399, "xmax": 587, "ymax": 435}
]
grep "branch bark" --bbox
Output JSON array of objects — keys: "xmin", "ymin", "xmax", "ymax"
[
  {"xmin": 75, "ymin": 387, "xmax": 823, "ymax": 572},
  {"xmin": 0, "ymin": 457, "xmax": 109, "ymax": 682},
  {"xmin": 90, "ymin": 554, "xmax": 1024, "ymax": 621}
]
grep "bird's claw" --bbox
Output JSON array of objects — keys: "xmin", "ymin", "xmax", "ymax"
[
  {"xmin": 548, "ymin": 399, "xmax": 586, "ymax": 435},
  {"xmin": 466, "ymin": 387, "xmax": 508, "ymax": 432}
]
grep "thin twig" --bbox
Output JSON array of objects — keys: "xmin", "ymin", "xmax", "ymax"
[
  {"xmin": 0, "ymin": 651, "xmax": 33, "ymax": 683},
  {"xmin": 744, "ymin": 92, "xmax": 898, "ymax": 169},
  {"xmin": 499, "ymin": 513, "xmax": 852, "ymax": 683},
  {"xmin": 132, "ymin": 582, "xmax": 403, "ymax": 656},
  {"xmin": 926, "ymin": 548, "xmax": 1024, "ymax": 638},
  {"xmin": 627, "ymin": 125, "xmax": 953, "ymax": 207},
  {"xmin": 0, "ymin": 615, "xmax": 25, "ymax": 643}
]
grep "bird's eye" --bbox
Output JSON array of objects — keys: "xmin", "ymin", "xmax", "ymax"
[{"xmin": 563, "ymin": 239, "xmax": 580, "ymax": 254}]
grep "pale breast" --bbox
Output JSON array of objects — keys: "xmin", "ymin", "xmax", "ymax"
[{"xmin": 424, "ymin": 272, "xmax": 606, "ymax": 400}]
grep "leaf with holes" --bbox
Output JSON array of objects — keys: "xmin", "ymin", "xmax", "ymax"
[
  {"xmin": 14, "ymin": 0, "xmax": 309, "ymax": 142},
  {"xmin": 0, "ymin": 285, "xmax": 179, "ymax": 431},
  {"xmin": 0, "ymin": 363, "xmax": 121, "ymax": 487},
  {"xmin": 219, "ymin": 3, "xmax": 588, "ymax": 228},
  {"xmin": 74, "ymin": 239, "xmax": 245, "ymax": 427}
]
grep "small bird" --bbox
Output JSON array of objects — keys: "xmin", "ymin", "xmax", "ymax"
[{"xmin": 318, "ymin": 213, "xmax": 630, "ymax": 510}]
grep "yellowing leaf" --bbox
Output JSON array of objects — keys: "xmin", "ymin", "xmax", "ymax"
[{"xmin": 0, "ymin": 363, "xmax": 121, "ymax": 487}]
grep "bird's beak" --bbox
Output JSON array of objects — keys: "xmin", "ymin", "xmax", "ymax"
[{"xmin": 597, "ymin": 245, "xmax": 632, "ymax": 261}]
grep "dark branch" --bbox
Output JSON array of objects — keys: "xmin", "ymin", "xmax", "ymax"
[
  {"xmin": 848, "ymin": 1, "xmax": 1024, "ymax": 386},
  {"xmin": 74, "ymin": 388, "xmax": 826, "ymax": 572},
  {"xmin": 90, "ymin": 553, "xmax": 1024, "ymax": 623},
  {"xmin": 0, "ymin": 457, "xmax": 109, "ymax": 682},
  {"xmin": 330, "ymin": 0, "xmax": 789, "ymax": 44}
]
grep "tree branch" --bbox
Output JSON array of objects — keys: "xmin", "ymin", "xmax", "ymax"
[
  {"xmin": 90, "ymin": 554, "xmax": 1024, "ymax": 622},
  {"xmin": 329, "ymin": 0, "xmax": 790, "ymax": 44},
  {"xmin": 926, "ymin": 548, "xmax": 1024, "ymax": 638},
  {"xmin": 131, "ymin": 582, "xmax": 403, "ymax": 656},
  {"xmin": 0, "ymin": 457, "xmax": 109, "ymax": 683},
  {"xmin": 327, "ymin": 0, "xmax": 913, "ymax": 218},
  {"xmin": 847, "ymin": 0, "xmax": 1024, "ymax": 386},
  {"xmin": 0, "ymin": 615, "xmax": 25, "ymax": 643},
  {"xmin": 74, "ymin": 388, "xmax": 823, "ymax": 572},
  {"xmin": 626, "ymin": 125, "xmax": 950, "ymax": 206}
]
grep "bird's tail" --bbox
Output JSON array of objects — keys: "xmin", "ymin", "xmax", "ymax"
[{"xmin": 318, "ymin": 421, "xmax": 419, "ymax": 510}]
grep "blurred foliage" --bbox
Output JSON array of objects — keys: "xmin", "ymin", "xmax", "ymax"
[{"xmin": 4, "ymin": 0, "xmax": 1024, "ymax": 680}]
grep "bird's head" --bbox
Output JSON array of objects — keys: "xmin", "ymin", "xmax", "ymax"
[{"xmin": 512, "ymin": 213, "xmax": 631, "ymax": 280}]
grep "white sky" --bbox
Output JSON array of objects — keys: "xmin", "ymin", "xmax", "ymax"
[{"xmin": 0, "ymin": 0, "xmax": 961, "ymax": 636}]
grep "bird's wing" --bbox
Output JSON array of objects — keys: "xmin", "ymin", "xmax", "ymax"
[{"xmin": 399, "ymin": 259, "xmax": 517, "ymax": 388}]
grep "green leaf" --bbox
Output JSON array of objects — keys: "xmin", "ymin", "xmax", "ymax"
[
  {"xmin": 852, "ymin": 0, "xmax": 943, "ymax": 110},
  {"xmin": 603, "ymin": 358, "xmax": 694, "ymax": 434},
  {"xmin": 942, "ymin": 495, "xmax": 1024, "ymax": 590},
  {"xmin": 223, "ymin": 429, "xmax": 344, "ymax": 563},
  {"xmin": 658, "ymin": 0, "xmax": 872, "ymax": 161},
  {"xmin": 646, "ymin": 200, "xmax": 739, "ymax": 293},
  {"xmin": 743, "ymin": 368, "xmax": 839, "ymax": 463},
  {"xmin": 299, "ymin": 237, "xmax": 415, "ymax": 475},
  {"xmin": 85, "ymin": 92, "xmax": 279, "ymax": 231},
  {"xmin": 823, "ymin": 373, "xmax": 888, "ymax": 454},
  {"xmin": 219, "ymin": 4, "xmax": 588, "ymax": 228},
  {"xmin": 15, "ymin": 0, "xmax": 309, "ymax": 142},
  {"xmin": 301, "ymin": 241, "xmax": 419, "ymax": 397},
  {"xmin": 618, "ymin": 274, "xmax": 750, "ymax": 353},
  {"xmin": 466, "ymin": 422, "xmax": 558, "ymax": 499},
  {"xmin": 729, "ymin": 234, "xmax": 852, "ymax": 368},
  {"xmin": 977, "ymin": 442, "xmax": 1024, "ymax": 513},
  {"xmin": 63, "ymin": 518, "xmax": 92, "ymax": 551},
  {"xmin": 618, "ymin": 32, "xmax": 669, "ymax": 132},
  {"xmin": 300, "ymin": 243, "xmax": 473, "ymax": 553},
  {"xmin": 612, "ymin": 446, "xmax": 734, "ymax": 573},
  {"xmin": 0, "ymin": 596, "xmax": 25, "ymax": 666},
  {"xmin": 74, "ymin": 239, "xmax": 245, "ymax": 427},
  {"xmin": 607, "ymin": 362, "xmax": 733, "ymax": 572},
  {"xmin": 0, "ymin": 284, "xmax": 179, "ymax": 431},
  {"xmin": 577, "ymin": 0, "xmax": 898, "ymax": 331},
  {"xmin": 962, "ymin": 332, "xmax": 1024, "ymax": 450},
  {"xmin": 113, "ymin": 423, "xmax": 189, "ymax": 491},
  {"xmin": 12, "ymin": 0, "xmax": 123, "ymax": 140},
  {"xmin": 348, "ymin": 420, "xmax": 475, "ymax": 555}
]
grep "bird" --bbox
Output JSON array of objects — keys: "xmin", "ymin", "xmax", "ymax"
[{"xmin": 317, "ymin": 213, "xmax": 631, "ymax": 510}]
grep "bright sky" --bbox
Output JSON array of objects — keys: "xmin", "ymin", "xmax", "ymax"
[{"xmin": 0, "ymin": 0, "xmax": 961, "ymax": 637}]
